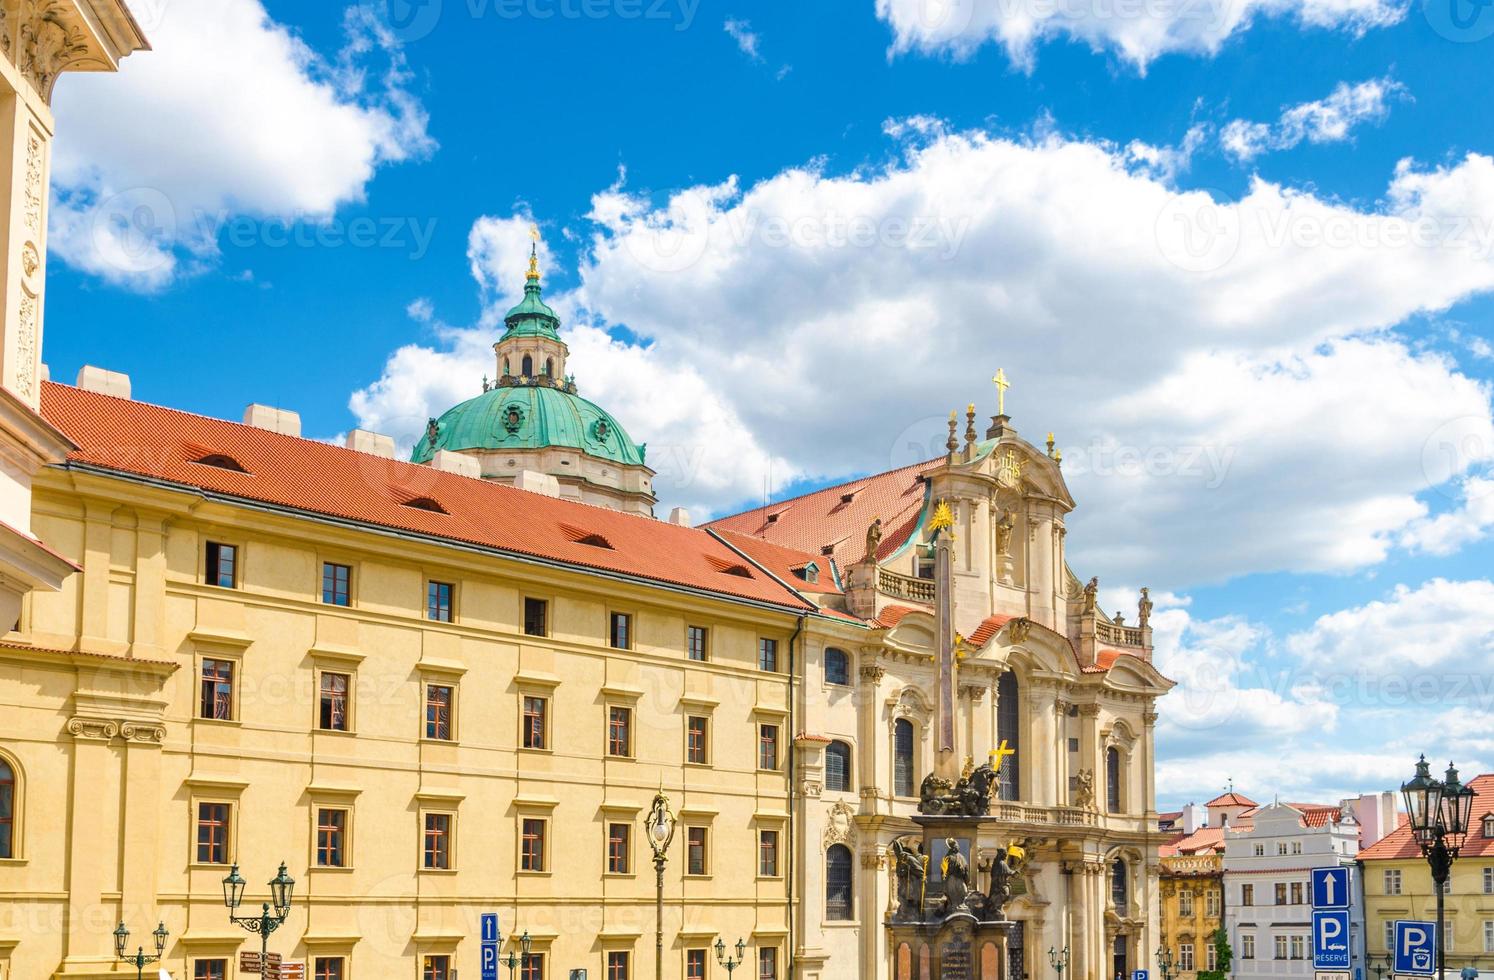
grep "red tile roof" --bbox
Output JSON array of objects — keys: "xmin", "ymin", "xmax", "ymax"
[
  {"xmin": 705, "ymin": 457, "xmax": 940, "ymax": 570},
  {"xmin": 1361, "ymin": 774, "xmax": 1494, "ymax": 861},
  {"xmin": 713, "ymin": 529, "xmax": 843, "ymax": 596},
  {"xmin": 1206, "ymin": 790, "xmax": 1259, "ymax": 808},
  {"xmin": 40, "ymin": 383, "xmax": 817, "ymax": 612},
  {"xmin": 1159, "ymin": 826, "xmax": 1226, "ymax": 856},
  {"xmin": 967, "ymin": 614, "xmax": 1015, "ymax": 648},
  {"xmin": 875, "ymin": 605, "xmax": 918, "ymax": 628}
]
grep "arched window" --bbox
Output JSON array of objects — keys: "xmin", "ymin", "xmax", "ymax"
[
  {"xmin": 1111, "ymin": 857, "xmax": 1129, "ymax": 909},
  {"xmin": 825, "ymin": 648, "xmax": 849, "ymax": 686},
  {"xmin": 544, "ymin": 358, "xmax": 554, "ymax": 377},
  {"xmin": 503, "ymin": 357, "xmax": 511, "ymax": 376},
  {"xmin": 1107, "ymin": 746, "xmax": 1122, "ymax": 813},
  {"xmin": 521, "ymin": 354, "xmax": 534, "ymax": 377},
  {"xmin": 0, "ymin": 758, "xmax": 16, "ymax": 859},
  {"xmin": 996, "ymin": 672, "xmax": 1021, "ymax": 801},
  {"xmin": 825, "ymin": 741, "xmax": 852, "ymax": 793},
  {"xmin": 893, "ymin": 719, "xmax": 915, "ymax": 798},
  {"xmin": 827, "ymin": 844, "xmax": 854, "ymax": 921}
]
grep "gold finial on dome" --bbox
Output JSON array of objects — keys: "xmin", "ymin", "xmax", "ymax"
[{"xmin": 526, "ymin": 244, "xmax": 540, "ymax": 282}]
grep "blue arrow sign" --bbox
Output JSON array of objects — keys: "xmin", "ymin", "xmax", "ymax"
[
  {"xmin": 1314, "ymin": 909, "xmax": 1351, "ymax": 970},
  {"xmin": 481, "ymin": 913, "xmax": 500, "ymax": 944},
  {"xmin": 1312, "ymin": 867, "xmax": 1351, "ymax": 909},
  {"xmin": 1394, "ymin": 920, "xmax": 1437, "ymax": 976}
]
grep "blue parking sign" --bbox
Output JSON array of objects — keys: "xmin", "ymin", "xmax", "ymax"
[
  {"xmin": 1394, "ymin": 920, "xmax": 1437, "ymax": 976},
  {"xmin": 1313, "ymin": 909, "xmax": 1351, "ymax": 970},
  {"xmin": 1312, "ymin": 867, "xmax": 1350, "ymax": 909},
  {"xmin": 482, "ymin": 942, "xmax": 499, "ymax": 980},
  {"xmin": 1133, "ymin": 970, "xmax": 1149, "ymax": 980}
]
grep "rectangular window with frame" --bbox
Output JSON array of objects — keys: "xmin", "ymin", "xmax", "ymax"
[
  {"xmin": 322, "ymin": 562, "xmax": 351, "ymax": 606},
  {"xmin": 423, "ymin": 812, "xmax": 452, "ymax": 870},
  {"xmin": 1273, "ymin": 936, "xmax": 1287, "ymax": 960},
  {"xmin": 607, "ymin": 822, "xmax": 631, "ymax": 874},
  {"xmin": 316, "ymin": 807, "xmax": 347, "ymax": 868},
  {"xmin": 758, "ymin": 947, "xmax": 778, "ymax": 980},
  {"xmin": 314, "ymin": 957, "xmax": 345, "ymax": 980},
  {"xmin": 427, "ymin": 580, "xmax": 454, "ymax": 622},
  {"xmin": 1385, "ymin": 869, "xmax": 1402, "ymax": 895},
  {"xmin": 1241, "ymin": 936, "xmax": 1255, "ymax": 960},
  {"xmin": 196, "ymin": 802, "xmax": 231, "ymax": 864},
  {"xmin": 1484, "ymin": 867, "xmax": 1493, "ymax": 894},
  {"xmin": 758, "ymin": 724, "xmax": 778, "ymax": 771},
  {"xmin": 1207, "ymin": 944, "xmax": 1217, "ymax": 971},
  {"xmin": 1290, "ymin": 935, "xmax": 1304, "ymax": 960},
  {"xmin": 318, "ymin": 671, "xmax": 350, "ymax": 732},
  {"xmin": 524, "ymin": 597, "xmax": 548, "ymax": 637},
  {"xmin": 609, "ymin": 612, "xmax": 632, "ymax": 650},
  {"xmin": 759, "ymin": 829, "xmax": 779, "ymax": 877},
  {"xmin": 687, "ymin": 625, "xmax": 708, "ymax": 662},
  {"xmin": 521, "ymin": 953, "xmax": 544, "ymax": 980},
  {"xmin": 1242, "ymin": 883, "xmax": 1254, "ymax": 906},
  {"xmin": 687, "ymin": 826, "xmax": 708, "ymax": 876},
  {"xmin": 1206, "ymin": 890, "xmax": 1220, "ymax": 917},
  {"xmin": 1385, "ymin": 922, "xmax": 1395, "ymax": 952},
  {"xmin": 1179, "ymin": 889, "xmax": 1193, "ymax": 916},
  {"xmin": 423, "ymin": 955, "xmax": 451, "ymax": 980},
  {"xmin": 205, "ymin": 542, "xmax": 237, "ymax": 589},
  {"xmin": 608, "ymin": 706, "xmax": 632, "ymax": 757},
  {"xmin": 521, "ymin": 817, "xmax": 546, "ymax": 871},
  {"xmin": 1274, "ymin": 882, "xmax": 1287, "ymax": 905},
  {"xmin": 687, "ymin": 716, "xmax": 709, "ymax": 765},
  {"xmin": 758, "ymin": 638, "xmax": 778, "ymax": 672},
  {"xmin": 1277, "ymin": 842, "xmax": 1288, "ymax": 855},
  {"xmin": 607, "ymin": 951, "xmax": 630, "ymax": 980},
  {"xmin": 522, "ymin": 696, "xmax": 548, "ymax": 750},
  {"xmin": 687, "ymin": 949, "xmax": 707, "ymax": 980},
  {"xmin": 195, "ymin": 961, "xmax": 227, "ymax": 980},
  {"xmin": 200, "ymin": 658, "xmax": 234, "ymax": 720},
  {"xmin": 1484, "ymin": 920, "xmax": 1494, "ymax": 954},
  {"xmin": 1179, "ymin": 944, "xmax": 1194, "ymax": 972},
  {"xmin": 425, "ymin": 684, "xmax": 454, "ymax": 741},
  {"xmin": 1290, "ymin": 881, "xmax": 1303, "ymax": 904}
]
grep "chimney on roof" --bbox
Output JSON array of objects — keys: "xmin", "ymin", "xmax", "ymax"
[
  {"xmin": 668, "ymin": 507, "xmax": 692, "ymax": 526},
  {"xmin": 243, "ymin": 404, "xmax": 301, "ymax": 437},
  {"xmin": 345, "ymin": 429, "xmax": 396, "ymax": 459},
  {"xmin": 76, "ymin": 365, "xmax": 131, "ymax": 399},
  {"xmin": 430, "ymin": 450, "xmax": 481, "ymax": 479},
  {"xmin": 39, "ymin": 363, "xmax": 49, "ymax": 384},
  {"xmin": 1182, "ymin": 802, "xmax": 1209, "ymax": 834},
  {"xmin": 513, "ymin": 469, "xmax": 560, "ymax": 497}
]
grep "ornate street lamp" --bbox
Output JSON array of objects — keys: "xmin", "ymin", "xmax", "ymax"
[
  {"xmin": 1402, "ymin": 756, "xmax": 1478, "ymax": 980},
  {"xmin": 503, "ymin": 931, "xmax": 533, "ymax": 979},
  {"xmin": 716, "ymin": 938, "xmax": 747, "ymax": 977},
  {"xmin": 645, "ymin": 788, "xmax": 677, "ymax": 980},
  {"xmin": 1156, "ymin": 944, "xmax": 1177, "ymax": 980},
  {"xmin": 223, "ymin": 862, "xmax": 295, "ymax": 980},
  {"xmin": 114, "ymin": 919, "xmax": 169, "ymax": 979},
  {"xmin": 1049, "ymin": 946, "xmax": 1071, "ymax": 980},
  {"xmin": 1369, "ymin": 953, "xmax": 1391, "ymax": 980}
]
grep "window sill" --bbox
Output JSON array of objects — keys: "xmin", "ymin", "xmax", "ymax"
[
  {"xmin": 193, "ymin": 717, "xmax": 241, "ymax": 728},
  {"xmin": 684, "ymin": 762, "xmax": 712, "ymax": 769},
  {"xmin": 606, "ymin": 754, "xmax": 637, "ymax": 762},
  {"xmin": 314, "ymin": 728, "xmax": 356, "ymax": 737},
  {"xmin": 310, "ymin": 865, "xmax": 354, "ymax": 873},
  {"xmin": 420, "ymin": 738, "xmax": 459, "ymax": 746},
  {"xmin": 190, "ymin": 861, "xmax": 234, "ymax": 871},
  {"xmin": 419, "ymin": 868, "xmax": 458, "ymax": 875},
  {"xmin": 823, "ymin": 920, "xmax": 860, "ymax": 929},
  {"xmin": 684, "ymin": 873, "xmax": 712, "ymax": 880},
  {"xmin": 518, "ymin": 869, "xmax": 552, "ymax": 877},
  {"xmin": 603, "ymin": 872, "xmax": 637, "ymax": 879},
  {"xmin": 519, "ymin": 746, "xmax": 553, "ymax": 754},
  {"xmin": 756, "ymin": 875, "xmax": 784, "ymax": 882}
]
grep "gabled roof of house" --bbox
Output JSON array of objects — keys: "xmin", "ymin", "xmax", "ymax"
[
  {"xmin": 1206, "ymin": 790, "xmax": 1259, "ymax": 808},
  {"xmin": 705, "ymin": 457, "xmax": 940, "ymax": 570},
  {"xmin": 40, "ymin": 382, "xmax": 817, "ymax": 612}
]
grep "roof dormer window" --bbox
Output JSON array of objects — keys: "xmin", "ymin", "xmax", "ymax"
[{"xmin": 191, "ymin": 452, "xmax": 249, "ymax": 474}]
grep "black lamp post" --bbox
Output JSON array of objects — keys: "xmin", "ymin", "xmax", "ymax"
[
  {"xmin": 645, "ymin": 789, "xmax": 677, "ymax": 980},
  {"xmin": 716, "ymin": 937, "xmax": 747, "ymax": 977},
  {"xmin": 1049, "ymin": 945, "xmax": 1071, "ymax": 980},
  {"xmin": 1369, "ymin": 953, "xmax": 1391, "ymax": 980},
  {"xmin": 1402, "ymin": 756, "xmax": 1477, "ymax": 980},
  {"xmin": 114, "ymin": 919, "xmax": 169, "ymax": 979},
  {"xmin": 502, "ymin": 930, "xmax": 532, "ymax": 979},
  {"xmin": 1156, "ymin": 944, "xmax": 1177, "ymax": 980},
  {"xmin": 222, "ymin": 862, "xmax": 295, "ymax": 980}
]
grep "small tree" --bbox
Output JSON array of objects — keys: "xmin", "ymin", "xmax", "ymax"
[{"xmin": 1197, "ymin": 928, "xmax": 1233, "ymax": 980}]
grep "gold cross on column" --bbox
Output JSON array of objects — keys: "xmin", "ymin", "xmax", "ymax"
[
  {"xmin": 989, "ymin": 738, "xmax": 1016, "ymax": 773},
  {"xmin": 993, "ymin": 369, "xmax": 1010, "ymax": 416}
]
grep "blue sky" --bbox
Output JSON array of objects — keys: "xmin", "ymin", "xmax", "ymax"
[{"xmin": 43, "ymin": 0, "xmax": 1494, "ymax": 807}]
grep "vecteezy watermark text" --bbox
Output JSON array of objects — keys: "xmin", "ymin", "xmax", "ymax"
[
  {"xmin": 365, "ymin": 0, "xmax": 701, "ymax": 42},
  {"xmin": 198, "ymin": 211, "xmax": 438, "ymax": 259}
]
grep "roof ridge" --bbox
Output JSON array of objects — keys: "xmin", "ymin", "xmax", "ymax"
[{"xmin": 707, "ymin": 455, "xmax": 941, "ymax": 526}]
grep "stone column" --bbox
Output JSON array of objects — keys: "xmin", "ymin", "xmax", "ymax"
[{"xmin": 0, "ymin": 80, "xmax": 48, "ymax": 410}]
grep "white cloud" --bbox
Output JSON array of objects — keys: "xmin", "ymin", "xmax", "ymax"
[
  {"xmin": 873, "ymin": 0, "xmax": 1406, "ymax": 71},
  {"xmin": 724, "ymin": 18, "xmax": 763, "ymax": 60},
  {"xmin": 571, "ymin": 129, "xmax": 1494, "ymax": 584},
  {"xmin": 1222, "ymin": 77, "xmax": 1408, "ymax": 162},
  {"xmin": 1287, "ymin": 578, "xmax": 1494, "ymax": 676},
  {"xmin": 47, "ymin": 0, "xmax": 433, "ymax": 291},
  {"xmin": 1126, "ymin": 124, "xmax": 1208, "ymax": 182}
]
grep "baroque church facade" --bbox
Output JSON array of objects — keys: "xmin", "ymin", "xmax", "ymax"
[{"xmin": 0, "ymin": 18, "xmax": 1172, "ymax": 978}]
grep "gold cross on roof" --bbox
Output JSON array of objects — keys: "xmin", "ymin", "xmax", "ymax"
[{"xmin": 993, "ymin": 369, "xmax": 1010, "ymax": 416}]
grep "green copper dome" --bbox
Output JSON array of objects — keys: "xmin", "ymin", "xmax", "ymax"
[{"xmin": 411, "ymin": 385, "xmax": 647, "ymax": 467}]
